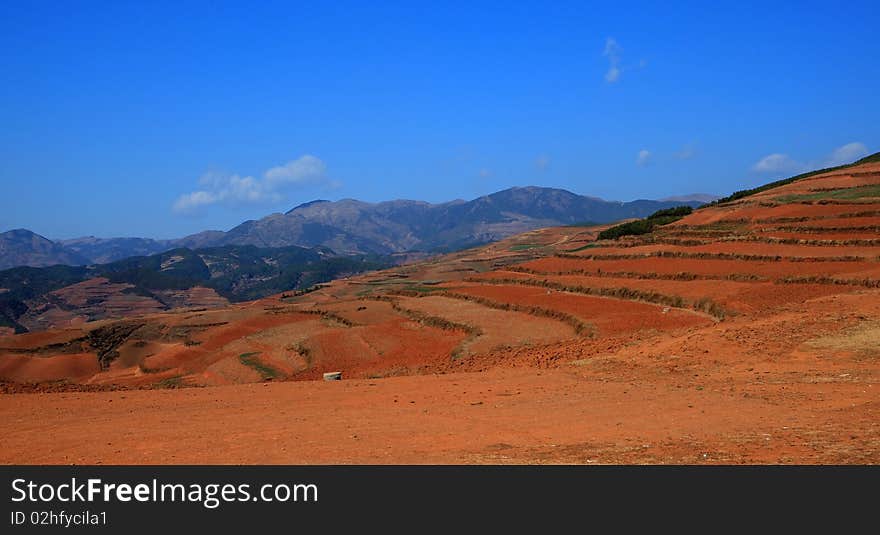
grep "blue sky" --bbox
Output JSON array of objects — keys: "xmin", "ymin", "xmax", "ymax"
[{"xmin": 1, "ymin": 1, "xmax": 878, "ymax": 239}]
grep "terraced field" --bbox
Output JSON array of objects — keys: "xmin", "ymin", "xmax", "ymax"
[{"xmin": 1, "ymin": 158, "xmax": 880, "ymax": 464}]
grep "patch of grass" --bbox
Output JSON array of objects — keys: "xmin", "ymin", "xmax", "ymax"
[
  {"xmin": 155, "ymin": 375, "xmax": 185, "ymax": 389},
  {"xmin": 509, "ymin": 243, "xmax": 541, "ymax": 251},
  {"xmin": 239, "ymin": 352, "xmax": 281, "ymax": 380},
  {"xmin": 806, "ymin": 322, "xmax": 880, "ymax": 358},
  {"xmin": 562, "ymin": 243, "xmax": 601, "ymax": 253}
]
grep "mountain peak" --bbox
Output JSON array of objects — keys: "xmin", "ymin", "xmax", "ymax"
[
  {"xmin": 286, "ymin": 199, "xmax": 331, "ymax": 214},
  {"xmin": 0, "ymin": 228, "xmax": 90, "ymax": 270}
]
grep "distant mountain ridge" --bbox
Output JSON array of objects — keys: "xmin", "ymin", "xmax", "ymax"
[
  {"xmin": 1, "ymin": 186, "xmax": 706, "ymax": 269},
  {"xmin": 0, "ymin": 229, "xmax": 90, "ymax": 270},
  {"xmin": 182, "ymin": 186, "xmax": 705, "ymax": 255},
  {"xmin": 0, "ymin": 244, "xmax": 393, "ymax": 333}
]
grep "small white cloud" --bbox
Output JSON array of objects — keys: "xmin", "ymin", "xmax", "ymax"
[
  {"xmin": 479, "ymin": 168, "xmax": 492, "ymax": 178},
  {"xmin": 636, "ymin": 149, "xmax": 652, "ymax": 167},
  {"xmin": 603, "ymin": 38, "xmax": 622, "ymax": 83},
  {"xmin": 824, "ymin": 142, "xmax": 869, "ymax": 167},
  {"xmin": 752, "ymin": 153, "xmax": 804, "ymax": 174},
  {"xmin": 264, "ymin": 154, "xmax": 327, "ymax": 186},
  {"xmin": 173, "ymin": 190, "xmax": 220, "ymax": 213},
  {"xmin": 535, "ymin": 155, "xmax": 550, "ymax": 171},
  {"xmin": 675, "ymin": 143, "xmax": 698, "ymax": 160},
  {"xmin": 605, "ymin": 66, "xmax": 620, "ymax": 83},
  {"xmin": 173, "ymin": 155, "xmax": 332, "ymax": 214},
  {"xmin": 602, "ymin": 38, "xmax": 646, "ymax": 83}
]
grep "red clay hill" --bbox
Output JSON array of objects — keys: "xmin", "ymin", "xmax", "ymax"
[{"xmin": 1, "ymin": 157, "xmax": 879, "ymax": 464}]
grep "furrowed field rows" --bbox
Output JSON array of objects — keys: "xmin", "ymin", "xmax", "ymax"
[
  {"xmin": 467, "ymin": 271, "xmax": 851, "ymax": 316},
  {"xmin": 465, "ymin": 273, "xmax": 731, "ymax": 318},
  {"xmin": 568, "ymin": 241, "xmax": 880, "ymax": 259},
  {"xmin": 446, "ymin": 283, "xmax": 712, "ymax": 336},
  {"xmin": 593, "ymin": 235, "xmax": 880, "ymax": 248},
  {"xmin": 555, "ymin": 251, "xmax": 877, "ymax": 262},
  {"xmin": 516, "ymin": 256, "xmax": 880, "ymax": 280},
  {"xmin": 393, "ymin": 294, "xmax": 578, "ymax": 356}
]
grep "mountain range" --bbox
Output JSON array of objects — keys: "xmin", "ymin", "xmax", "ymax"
[
  {"xmin": 1, "ymin": 186, "xmax": 710, "ymax": 270},
  {"xmin": 0, "ymin": 244, "xmax": 393, "ymax": 333}
]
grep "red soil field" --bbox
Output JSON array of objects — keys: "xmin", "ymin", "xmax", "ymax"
[
  {"xmin": 754, "ymin": 230, "xmax": 880, "ymax": 242},
  {"xmin": 471, "ymin": 270, "xmax": 851, "ymax": 315},
  {"xmin": 519, "ymin": 255, "xmax": 880, "ymax": 280},
  {"xmin": 749, "ymin": 165, "xmax": 880, "ymax": 196},
  {"xmin": 579, "ymin": 242, "xmax": 880, "ymax": 259},
  {"xmin": 751, "ymin": 216, "xmax": 880, "ymax": 229},
  {"xmin": 0, "ymin": 328, "xmax": 86, "ymax": 350},
  {"xmin": 2, "ymin": 160, "xmax": 880, "ymax": 464},
  {"xmin": 681, "ymin": 202, "xmax": 880, "ymax": 226},
  {"xmin": 449, "ymin": 283, "xmax": 712, "ymax": 335},
  {"xmin": 397, "ymin": 295, "xmax": 577, "ymax": 355},
  {"xmin": 0, "ymin": 352, "xmax": 99, "ymax": 383}
]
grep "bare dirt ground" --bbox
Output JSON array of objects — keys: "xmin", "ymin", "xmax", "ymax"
[
  {"xmin": 1, "ymin": 161, "xmax": 879, "ymax": 464},
  {"xmin": 1, "ymin": 357, "xmax": 876, "ymax": 464}
]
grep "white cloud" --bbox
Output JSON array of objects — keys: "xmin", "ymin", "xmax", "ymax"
[
  {"xmin": 173, "ymin": 155, "xmax": 331, "ymax": 214},
  {"xmin": 752, "ymin": 153, "xmax": 804, "ymax": 174},
  {"xmin": 264, "ymin": 155, "xmax": 327, "ymax": 186},
  {"xmin": 602, "ymin": 38, "xmax": 646, "ymax": 83},
  {"xmin": 752, "ymin": 142, "xmax": 870, "ymax": 176},
  {"xmin": 603, "ymin": 38, "xmax": 621, "ymax": 83},
  {"xmin": 824, "ymin": 142, "xmax": 869, "ymax": 167},
  {"xmin": 636, "ymin": 149, "xmax": 652, "ymax": 167},
  {"xmin": 479, "ymin": 168, "xmax": 492, "ymax": 178},
  {"xmin": 675, "ymin": 143, "xmax": 698, "ymax": 160},
  {"xmin": 535, "ymin": 155, "xmax": 550, "ymax": 171}
]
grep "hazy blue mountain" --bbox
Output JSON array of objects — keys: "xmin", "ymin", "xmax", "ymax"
[
  {"xmin": 2, "ymin": 186, "xmax": 702, "ymax": 269},
  {"xmin": 187, "ymin": 186, "xmax": 703, "ymax": 254},
  {"xmin": 0, "ymin": 229, "xmax": 90, "ymax": 270}
]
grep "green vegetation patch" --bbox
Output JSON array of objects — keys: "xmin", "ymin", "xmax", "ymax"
[
  {"xmin": 562, "ymin": 243, "xmax": 601, "ymax": 253},
  {"xmin": 509, "ymin": 243, "xmax": 541, "ymax": 251},
  {"xmin": 238, "ymin": 352, "xmax": 281, "ymax": 380},
  {"xmin": 597, "ymin": 206, "xmax": 693, "ymax": 240}
]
